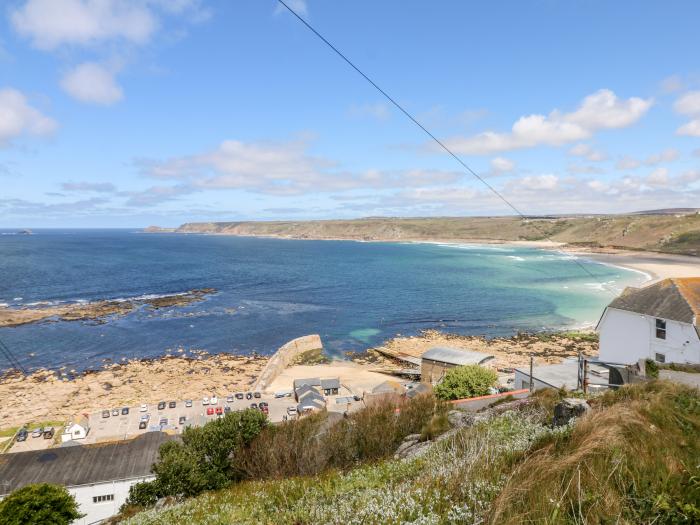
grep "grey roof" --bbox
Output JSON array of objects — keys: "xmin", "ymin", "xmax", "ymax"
[
  {"xmin": 514, "ymin": 360, "xmax": 608, "ymax": 389},
  {"xmin": 293, "ymin": 377, "xmax": 321, "ymax": 389},
  {"xmin": 406, "ymin": 383, "xmax": 431, "ymax": 398},
  {"xmin": 298, "ymin": 397, "xmax": 325, "ymax": 410},
  {"xmin": 320, "ymin": 378, "xmax": 340, "ymax": 390},
  {"xmin": 607, "ymin": 278, "xmax": 700, "ymax": 325},
  {"xmin": 372, "ymin": 380, "xmax": 406, "ymax": 394},
  {"xmin": 0, "ymin": 432, "xmax": 174, "ymax": 495},
  {"xmin": 422, "ymin": 347, "xmax": 494, "ymax": 366},
  {"xmin": 295, "ymin": 384, "xmax": 320, "ymax": 398}
]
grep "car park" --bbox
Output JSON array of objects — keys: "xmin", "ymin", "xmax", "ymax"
[
  {"xmin": 226, "ymin": 395, "xmax": 234, "ymax": 403},
  {"xmin": 202, "ymin": 397, "xmax": 209, "ymax": 406},
  {"xmin": 31, "ymin": 427, "xmax": 43, "ymax": 438},
  {"xmin": 235, "ymin": 393, "xmax": 244, "ymax": 400},
  {"xmin": 253, "ymin": 392, "xmax": 261, "ymax": 399},
  {"xmin": 16, "ymin": 428, "xmax": 28, "ymax": 442},
  {"xmin": 178, "ymin": 416, "xmax": 186, "ymax": 425},
  {"xmin": 43, "ymin": 427, "xmax": 55, "ymax": 439},
  {"xmin": 140, "ymin": 404, "xmax": 148, "ymax": 412},
  {"xmin": 157, "ymin": 401, "xmax": 166, "ymax": 410},
  {"xmin": 215, "ymin": 407, "xmax": 223, "ymax": 415},
  {"xmin": 185, "ymin": 399, "xmax": 193, "ymax": 408},
  {"xmin": 102, "ymin": 410, "xmax": 110, "ymax": 418},
  {"xmin": 169, "ymin": 401, "xmax": 176, "ymax": 409},
  {"xmin": 122, "ymin": 407, "xmax": 129, "ymax": 415},
  {"xmin": 210, "ymin": 396, "xmax": 218, "ymax": 405},
  {"xmin": 111, "ymin": 408, "xmax": 120, "ymax": 417},
  {"xmin": 206, "ymin": 407, "xmax": 214, "ymax": 415}
]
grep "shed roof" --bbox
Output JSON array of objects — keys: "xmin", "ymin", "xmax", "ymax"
[
  {"xmin": 422, "ymin": 347, "xmax": 494, "ymax": 366},
  {"xmin": 320, "ymin": 378, "xmax": 340, "ymax": 390},
  {"xmin": 0, "ymin": 432, "xmax": 174, "ymax": 495},
  {"xmin": 514, "ymin": 360, "xmax": 608, "ymax": 389},
  {"xmin": 293, "ymin": 377, "xmax": 321, "ymax": 389},
  {"xmin": 607, "ymin": 278, "xmax": 700, "ymax": 325},
  {"xmin": 372, "ymin": 380, "xmax": 405, "ymax": 394}
]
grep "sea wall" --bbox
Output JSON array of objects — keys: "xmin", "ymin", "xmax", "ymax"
[{"xmin": 252, "ymin": 334, "xmax": 323, "ymax": 392}]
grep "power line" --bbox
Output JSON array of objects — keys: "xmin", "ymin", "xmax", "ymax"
[
  {"xmin": 0, "ymin": 336, "xmax": 26, "ymax": 375},
  {"xmin": 275, "ymin": 0, "xmax": 612, "ymax": 292}
]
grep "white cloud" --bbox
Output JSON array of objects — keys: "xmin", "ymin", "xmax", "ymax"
[
  {"xmin": 0, "ymin": 88, "xmax": 57, "ymax": 145},
  {"xmin": 515, "ymin": 174, "xmax": 559, "ymax": 191},
  {"xmin": 674, "ymin": 91, "xmax": 700, "ymax": 115},
  {"xmin": 442, "ymin": 89, "xmax": 653, "ymax": 155},
  {"xmin": 644, "ymin": 148, "xmax": 679, "ymax": 165},
  {"xmin": 60, "ymin": 62, "xmax": 123, "ymax": 105},
  {"xmin": 616, "ymin": 156, "xmax": 641, "ymax": 170},
  {"xmin": 568, "ymin": 143, "xmax": 607, "ymax": 162},
  {"xmin": 646, "ymin": 167, "xmax": 669, "ymax": 187},
  {"xmin": 660, "ymin": 75, "xmax": 684, "ymax": 94},
  {"xmin": 10, "ymin": 0, "xmax": 157, "ymax": 50},
  {"xmin": 61, "ymin": 181, "xmax": 117, "ymax": 192},
  {"xmin": 677, "ymin": 119, "xmax": 700, "ymax": 137},
  {"xmin": 490, "ymin": 157, "xmax": 515, "ymax": 174}
]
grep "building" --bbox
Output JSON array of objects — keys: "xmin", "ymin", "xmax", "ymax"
[
  {"xmin": 296, "ymin": 386, "xmax": 326, "ymax": 413},
  {"xmin": 293, "ymin": 377, "xmax": 321, "ymax": 390},
  {"xmin": 420, "ymin": 347, "xmax": 495, "ymax": 384},
  {"xmin": 597, "ymin": 278, "xmax": 700, "ymax": 365},
  {"xmin": 320, "ymin": 378, "xmax": 340, "ymax": 396},
  {"xmin": 61, "ymin": 416, "xmax": 90, "ymax": 443},
  {"xmin": 513, "ymin": 359, "xmax": 610, "ymax": 391},
  {"xmin": 0, "ymin": 432, "xmax": 173, "ymax": 525}
]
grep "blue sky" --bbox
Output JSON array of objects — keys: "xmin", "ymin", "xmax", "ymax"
[{"xmin": 1, "ymin": 0, "xmax": 700, "ymax": 228}]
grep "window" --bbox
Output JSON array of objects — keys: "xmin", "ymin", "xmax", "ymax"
[
  {"xmin": 92, "ymin": 494, "xmax": 114, "ymax": 504},
  {"xmin": 655, "ymin": 318, "xmax": 666, "ymax": 340},
  {"xmin": 655, "ymin": 353, "xmax": 666, "ymax": 364}
]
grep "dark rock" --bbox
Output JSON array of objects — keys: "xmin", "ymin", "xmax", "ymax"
[{"xmin": 553, "ymin": 398, "xmax": 590, "ymax": 426}]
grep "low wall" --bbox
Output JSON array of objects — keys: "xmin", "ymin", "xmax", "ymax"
[{"xmin": 252, "ymin": 334, "xmax": 323, "ymax": 392}]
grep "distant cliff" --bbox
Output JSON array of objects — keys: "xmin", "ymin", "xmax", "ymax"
[{"xmin": 145, "ymin": 212, "xmax": 700, "ymax": 256}]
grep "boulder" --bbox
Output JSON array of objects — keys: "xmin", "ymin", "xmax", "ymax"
[
  {"xmin": 553, "ymin": 398, "xmax": 590, "ymax": 426},
  {"xmin": 447, "ymin": 409, "xmax": 473, "ymax": 428}
]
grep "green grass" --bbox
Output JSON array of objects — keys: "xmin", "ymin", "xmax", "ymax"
[{"xmin": 0, "ymin": 420, "xmax": 64, "ymax": 438}]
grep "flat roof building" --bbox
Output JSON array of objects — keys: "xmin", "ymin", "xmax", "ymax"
[{"xmin": 421, "ymin": 347, "xmax": 494, "ymax": 384}]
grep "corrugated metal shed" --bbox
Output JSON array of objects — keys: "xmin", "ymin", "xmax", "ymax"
[
  {"xmin": 422, "ymin": 347, "xmax": 494, "ymax": 366},
  {"xmin": 0, "ymin": 432, "xmax": 174, "ymax": 495},
  {"xmin": 608, "ymin": 278, "xmax": 700, "ymax": 325}
]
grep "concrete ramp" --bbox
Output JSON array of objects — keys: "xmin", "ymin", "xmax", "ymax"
[{"xmin": 252, "ymin": 334, "xmax": 323, "ymax": 392}]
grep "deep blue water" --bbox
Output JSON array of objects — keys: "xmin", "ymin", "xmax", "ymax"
[{"xmin": 0, "ymin": 229, "xmax": 647, "ymax": 372}]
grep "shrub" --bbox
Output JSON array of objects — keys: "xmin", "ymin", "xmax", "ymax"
[
  {"xmin": 645, "ymin": 358, "xmax": 659, "ymax": 378},
  {"xmin": 434, "ymin": 365, "xmax": 498, "ymax": 400},
  {"xmin": 0, "ymin": 483, "xmax": 83, "ymax": 525}
]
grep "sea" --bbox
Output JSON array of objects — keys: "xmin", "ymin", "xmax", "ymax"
[{"xmin": 0, "ymin": 229, "xmax": 649, "ymax": 373}]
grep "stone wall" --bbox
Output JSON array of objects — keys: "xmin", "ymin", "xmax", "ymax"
[{"xmin": 252, "ymin": 334, "xmax": 323, "ymax": 392}]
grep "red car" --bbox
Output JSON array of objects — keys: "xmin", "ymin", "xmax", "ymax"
[
  {"xmin": 215, "ymin": 407, "xmax": 223, "ymax": 415},
  {"xmin": 206, "ymin": 407, "xmax": 214, "ymax": 415}
]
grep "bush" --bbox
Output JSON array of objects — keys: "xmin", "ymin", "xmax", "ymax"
[
  {"xmin": 125, "ymin": 409, "xmax": 267, "ymax": 507},
  {"xmin": 0, "ymin": 483, "xmax": 83, "ymax": 525},
  {"xmin": 434, "ymin": 365, "xmax": 498, "ymax": 400}
]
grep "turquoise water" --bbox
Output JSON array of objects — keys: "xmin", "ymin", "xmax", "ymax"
[{"xmin": 0, "ymin": 230, "xmax": 647, "ymax": 372}]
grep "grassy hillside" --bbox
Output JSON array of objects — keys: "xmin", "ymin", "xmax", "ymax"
[
  {"xmin": 162, "ymin": 213, "xmax": 700, "ymax": 256},
  {"xmin": 117, "ymin": 381, "xmax": 700, "ymax": 524}
]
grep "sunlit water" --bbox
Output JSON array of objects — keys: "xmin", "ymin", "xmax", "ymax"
[{"xmin": 0, "ymin": 230, "xmax": 647, "ymax": 372}]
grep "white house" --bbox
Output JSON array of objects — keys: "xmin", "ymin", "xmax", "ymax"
[
  {"xmin": 0, "ymin": 432, "xmax": 173, "ymax": 525},
  {"xmin": 597, "ymin": 277, "xmax": 700, "ymax": 365},
  {"xmin": 61, "ymin": 416, "xmax": 90, "ymax": 443}
]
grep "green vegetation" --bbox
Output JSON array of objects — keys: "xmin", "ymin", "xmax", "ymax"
[
  {"xmin": 663, "ymin": 230, "xmax": 700, "ymax": 256},
  {"xmin": 125, "ymin": 409, "xmax": 267, "ymax": 507},
  {"xmin": 535, "ymin": 330, "xmax": 599, "ymax": 343},
  {"xmin": 0, "ymin": 483, "xmax": 83, "ymax": 525},
  {"xmin": 292, "ymin": 347, "xmax": 331, "ymax": 365},
  {"xmin": 0, "ymin": 420, "xmax": 64, "ymax": 438},
  {"xmin": 116, "ymin": 380, "xmax": 700, "ymax": 524},
  {"xmin": 646, "ymin": 359, "xmax": 700, "ymax": 375},
  {"xmin": 646, "ymin": 358, "xmax": 660, "ymax": 378},
  {"xmin": 434, "ymin": 364, "xmax": 498, "ymax": 400}
]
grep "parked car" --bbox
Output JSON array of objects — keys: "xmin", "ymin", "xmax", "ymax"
[
  {"xmin": 140, "ymin": 404, "xmax": 148, "ymax": 412},
  {"xmin": 111, "ymin": 408, "xmax": 119, "ymax": 417},
  {"xmin": 31, "ymin": 427, "xmax": 43, "ymax": 438},
  {"xmin": 224, "ymin": 406, "xmax": 231, "ymax": 414},
  {"xmin": 202, "ymin": 397, "xmax": 210, "ymax": 406},
  {"xmin": 210, "ymin": 396, "xmax": 218, "ymax": 405},
  {"xmin": 16, "ymin": 428, "xmax": 28, "ymax": 442},
  {"xmin": 138, "ymin": 421, "xmax": 147, "ymax": 430},
  {"xmin": 259, "ymin": 401, "xmax": 269, "ymax": 408},
  {"xmin": 168, "ymin": 401, "xmax": 176, "ymax": 409},
  {"xmin": 250, "ymin": 403, "xmax": 258, "ymax": 409},
  {"xmin": 43, "ymin": 427, "xmax": 55, "ymax": 439},
  {"xmin": 206, "ymin": 407, "xmax": 214, "ymax": 415},
  {"xmin": 140, "ymin": 414, "xmax": 150, "ymax": 421},
  {"xmin": 245, "ymin": 392, "xmax": 253, "ymax": 400},
  {"xmin": 215, "ymin": 407, "xmax": 223, "ymax": 415},
  {"xmin": 121, "ymin": 407, "xmax": 129, "ymax": 415},
  {"xmin": 157, "ymin": 401, "xmax": 166, "ymax": 410},
  {"xmin": 226, "ymin": 395, "xmax": 234, "ymax": 403},
  {"xmin": 159, "ymin": 418, "xmax": 167, "ymax": 427},
  {"xmin": 102, "ymin": 410, "xmax": 110, "ymax": 418},
  {"xmin": 235, "ymin": 392, "xmax": 244, "ymax": 400},
  {"xmin": 178, "ymin": 416, "xmax": 186, "ymax": 425},
  {"xmin": 287, "ymin": 406, "xmax": 298, "ymax": 416},
  {"xmin": 260, "ymin": 405, "xmax": 269, "ymax": 415},
  {"xmin": 185, "ymin": 399, "xmax": 193, "ymax": 408},
  {"xmin": 253, "ymin": 392, "xmax": 261, "ymax": 399}
]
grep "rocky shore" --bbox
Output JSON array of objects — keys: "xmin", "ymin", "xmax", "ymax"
[{"xmin": 0, "ymin": 289, "xmax": 216, "ymax": 328}]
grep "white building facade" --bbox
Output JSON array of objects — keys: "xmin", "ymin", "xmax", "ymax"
[
  {"xmin": 597, "ymin": 278, "xmax": 700, "ymax": 365},
  {"xmin": 67, "ymin": 476, "xmax": 155, "ymax": 525}
]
